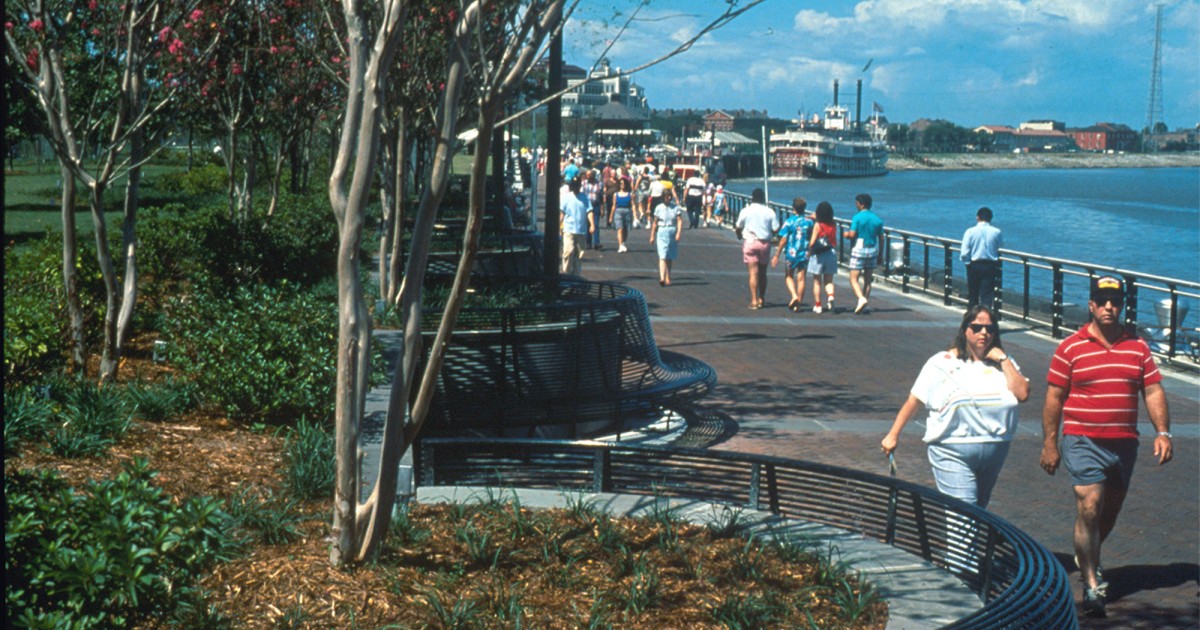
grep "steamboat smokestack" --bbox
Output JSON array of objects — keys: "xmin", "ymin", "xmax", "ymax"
[
  {"xmin": 856, "ymin": 79, "xmax": 863, "ymax": 132},
  {"xmin": 833, "ymin": 79, "xmax": 839, "ymax": 106}
]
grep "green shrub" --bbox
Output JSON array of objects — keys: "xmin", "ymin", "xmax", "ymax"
[
  {"xmin": 3, "ymin": 235, "xmax": 102, "ymax": 386},
  {"xmin": 124, "ymin": 376, "xmax": 198, "ymax": 423},
  {"xmin": 40, "ymin": 376, "xmax": 135, "ymax": 458},
  {"xmin": 224, "ymin": 486, "xmax": 305, "ymax": 546},
  {"xmin": 155, "ymin": 163, "xmax": 228, "ymax": 198},
  {"xmin": 281, "ymin": 418, "xmax": 336, "ymax": 500},
  {"xmin": 4, "ymin": 387, "xmax": 53, "ymax": 456},
  {"xmin": 5, "ymin": 459, "xmax": 233, "ymax": 628},
  {"xmin": 162, "ymin": 281, "xmax": 338, "ymax": 424}
]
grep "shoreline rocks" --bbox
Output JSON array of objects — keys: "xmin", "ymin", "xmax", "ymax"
[{"xmin": 886, "ymin": 152, "xmax": 1200, "ymax": 171}]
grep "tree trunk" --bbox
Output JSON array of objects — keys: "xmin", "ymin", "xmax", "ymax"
[
  {"xmin": 90, "ymin": 183, "xmax": 121, "ymax": 383},
  {"xmin": 60, "ymin": 165, "xmax": 87, "ymax": 375}
]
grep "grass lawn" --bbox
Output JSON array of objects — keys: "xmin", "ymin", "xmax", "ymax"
[{"xmin": 5, "ymin": 159, "xmax": 198, "ymax": 248}]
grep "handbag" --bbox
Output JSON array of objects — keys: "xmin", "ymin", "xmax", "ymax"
[{"xmin": 811, "ymin": 235, "xmax": 832, "ymax": 255}]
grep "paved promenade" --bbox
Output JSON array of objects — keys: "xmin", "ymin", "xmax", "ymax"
[{"xmin": 572, "ymin": 218, "xmax": 1198, "ymax": 628}]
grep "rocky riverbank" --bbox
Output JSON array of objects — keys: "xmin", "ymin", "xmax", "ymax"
[{"xmin": 887, "ymin": 152, "xmax": 1200, "ymax": 171}]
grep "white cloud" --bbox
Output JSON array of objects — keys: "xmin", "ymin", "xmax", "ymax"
[{"xmin": 1014, "ymin": 68, "xmax": 1040, "ymax": 87}]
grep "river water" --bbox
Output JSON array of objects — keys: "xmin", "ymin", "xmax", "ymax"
[
  {"xmin": 727, "ymin": 168, "xmax": 1198, "ymax": 334},
  {"xmin": 730, "ymin": 167, "xmax": 1199, "ymax": 284}
]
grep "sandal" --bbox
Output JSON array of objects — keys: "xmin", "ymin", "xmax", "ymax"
[{"xmin": 788, "ymin": 299, "xmax": 800, "ymax": 312}]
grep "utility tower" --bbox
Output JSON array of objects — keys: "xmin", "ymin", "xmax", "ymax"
[{"xmin": 1143, "ymin": 4, "xmax": 1164, "ymax": 151}]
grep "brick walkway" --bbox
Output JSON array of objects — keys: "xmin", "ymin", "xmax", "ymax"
[{"xmin": 574, "ymin": 218, "xmax": 1199, "ymax": 629}]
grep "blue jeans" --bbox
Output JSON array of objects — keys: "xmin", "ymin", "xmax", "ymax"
[
  {"xmin": 926, "ymin": 441, "xmax": 1011, "ymax": 508},
  {"xmin": 589, "ymin": 209, "xmax": 602, "ymax": 248}
]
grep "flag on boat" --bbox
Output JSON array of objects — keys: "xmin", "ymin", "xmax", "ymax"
[{"xmin": 872, "ymin": 101, "xmax": 884, "ymax": 113}]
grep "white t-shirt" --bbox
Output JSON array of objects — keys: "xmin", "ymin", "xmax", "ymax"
[
  {"xmin": 684, "ymin": 175, "xmax": 706, "ymax": 197},
  {"xmin": 911, "ymin": 351, "xmax": 1022, "ymax": 444},
  {"xmin": 735, "ymin": 202, "xmax": 779, "ymax": 242},
  {"xmin": 648, "ymin": 180, "xmax": 665, "ymax": 197}
]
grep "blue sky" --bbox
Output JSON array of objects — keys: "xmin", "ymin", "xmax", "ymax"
[{"xmin": 565, "ymin": 0, "xmax": 1200, "ymax": 130}]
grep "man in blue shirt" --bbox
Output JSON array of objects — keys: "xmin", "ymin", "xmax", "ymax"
[
  {"xmin": 960, "ymin": 207, "xmax": 1003, "ymax": 309},
  {"xmin": 844, "ymin": 193, "xmax": 884, "ymax": 314},
  {"xmin": 560, "ymin": 177, "xmax": 594, "ymax": 276}
]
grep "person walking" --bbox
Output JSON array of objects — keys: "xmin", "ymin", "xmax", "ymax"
[
  {"xmin": 882, "ymin": 305, "xmax": 1030, "ymax": 506},
  {"xmin": 610, "ymin": 177, "xmax": 634, "ymax": 253},
  {"xmin": 807, "ymin": 201, "xmax": 839, "ymax": 313},
  {"xmin": 682, "ymin": 170, "xmax": 707, "ymax": 229},
  {"xmin": 649, "ymin": 188, "xmax": 683, "ymax": 286},
  {"xmin": 771, "ymin": 197, "xmax": 815, "ymax": 312},
  {"xmin": 711, "ymin": 185, "xmax": 727, "ymax": 227},
  {"xmin": 961, "ymin": 206, "xmax": 1003, "ymax": 309},
  {"xmin": 844, "ymin": 193, "xmax": 884, "ymax": 314},
  {"xmin": 582, "ymin": 169, "xmax": 604, "ymax": 250},
  {"xmin": 634, "ymin": 162, "xmax": 654, "ymax": 228},
  {"xmin": 735, "ymin": 188, "xmax": 780, "ymax": 309},
  {"xmin": 560, "ymin": 177, "xmax": 594, "ymax": 276},
  {"xmin": 1039, "ymin": 275, "xmax": 1173, "ymax": 618}
]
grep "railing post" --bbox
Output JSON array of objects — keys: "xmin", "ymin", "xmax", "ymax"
[
  {"xmin": 912, "ymin": 493, "xmax": 932, "ymax": 562},
  {"xmin": 922, "ymin": 243, "xmax": 931, "ymax": 292},
  {"xmin": 902, "ymin": 238, "xmax": 911, "ymax": 294},
  {"xmin": 749, "ymin": 462, "xmax": 761, "ymax": 509},
  {"xmin": 994, "ymin": 260, "xmax": 1004, "ymax": 320},
  {"xmin": 1022, "ymin": 258, "xmax": 1031, "ymax": 320},
  {"xmin": 885, "ymin": 486, "xmax": 899, "ymax": 546},
  {"xmin": 593, "ymin": 449, "xmax": 612, "ymax": 493},
  {"xmin": 1167, "ymin": 285, "xmax": 1180, "ymax": 360},
  {"xmin": 943, "ymin": 245, "xmax": 954, "ymax": 306},
  {"xmin": 1051, "ymin": 264, "xmax": 1064, "ymax": 338},
  {"xmin": 979, "ymin": 526, "xmax": 998, "ymax": 604},
  {"xmin": 1123, "ymin": 275, "xmax": 1139, "ymax": 331}
]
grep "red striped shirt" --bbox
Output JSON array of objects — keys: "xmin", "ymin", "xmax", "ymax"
[{"xmin": 1047, "ymin": 324, "xmax": 1161, "ymax": 439}]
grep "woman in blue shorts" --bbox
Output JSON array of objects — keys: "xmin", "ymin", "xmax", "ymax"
[
  {"xmin": 610, "ymin": 178, "xmax": 634, "ymax": 253},
  {"xmin": 806, "ymin": 201, "xmax": 839, "ymax": 313}
]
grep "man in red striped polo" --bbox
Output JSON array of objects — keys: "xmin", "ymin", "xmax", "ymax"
[{"xmin": 1039, "ymin": 275, "xmax": 1174, "ymax": 619}]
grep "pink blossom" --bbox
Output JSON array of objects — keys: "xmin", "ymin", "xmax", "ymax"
[
  {"xmin": 270, "ymin": 46, "xmax": 278, "ymax": 54},
  {"xmin": 231, "ymin": 62, "xmax": 242, "ymax": 75},
  {"xmin": 6, "ymin": 22, "xmax": 14, "ymax": 31},
  {"xmin": 190, "ymin": 9, "xmax": 204, "ymax": 21},
  {"xmin": 331, "ymin": 56, "xmax": 340, "ymax": 63},
  {"xmin": 92, "ymin": 28, "xmax": 101, "ymax": 36},
  {"xmin": 88, "ymin": 0, "xmax": 98, "ymax": 9},
  {"xmin": 168, "ymin": 39, "xmax": 184, "ymax": 54},
  {"xmin": 29, "ymin": 18, "xmax": 44, "ymax": 32},
  {"xmin": 158, "ymin": 26, "xmax": 172, "ymax": 42}
]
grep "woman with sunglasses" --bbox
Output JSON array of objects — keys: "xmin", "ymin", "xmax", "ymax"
[{"xmin": 881, "ymin": 305, "xmax": 1030, "ymax": 507}]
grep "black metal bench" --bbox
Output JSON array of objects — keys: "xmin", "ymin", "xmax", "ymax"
[
  {"xmin": 414, "ymin": 438, "xmax": 1078, "ymax": 630},
  {"xmin": 414, "ymin": 278, "xmax": 716, "ymax": 439}
]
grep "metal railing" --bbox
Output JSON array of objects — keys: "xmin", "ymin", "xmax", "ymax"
[
  {"xmin": 724, "ymin": 191, "xmax": 1200, "ymax": 367},
  {"xmin": 415, "ymin": 438, "xmax": 1078, "ymax": 629}
]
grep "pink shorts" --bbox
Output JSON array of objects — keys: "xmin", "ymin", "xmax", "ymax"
[{"xmin": 742, "ymin": 239, "xmax": 770, "ymax": 265}]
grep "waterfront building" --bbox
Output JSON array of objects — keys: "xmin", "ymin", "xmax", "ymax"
[
  {"xmin": 560, "ymin": 58, "xmax": 648, "ymax": 118},
  {"xmin": 1069, "ymin": 123, "xmax": 1139, "ymax": 152}
]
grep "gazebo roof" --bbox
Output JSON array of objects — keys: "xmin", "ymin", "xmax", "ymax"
[{"xmin": 592, "ymin": 101, "xmax": 649, "ymax": 123}]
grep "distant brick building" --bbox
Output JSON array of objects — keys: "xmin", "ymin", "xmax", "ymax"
[
  {"xmin": 703, "ymin": 110, "xmax": 735, "ymax": 132},
  {"xmin": 1069, "ymin": 123, "xmax": 1138, "ymax": 152}
]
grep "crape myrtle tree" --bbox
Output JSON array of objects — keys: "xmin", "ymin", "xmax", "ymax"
[
  {"xmin": 329, "ymin": 0, "xmax": 765, "ymax": 566},
  {"xmin": 4, "ymin": 0, "xmax": 219, "ymax": 381},
  {"xmin": 181, "ymin": 0, "xmax": 342, "ymax": 219}
]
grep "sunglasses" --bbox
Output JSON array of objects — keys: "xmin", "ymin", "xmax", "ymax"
[
  {"xmin": 967, "ymin": 323, "xmax": 998, "ymax": 334},
  {"xmin": 1092, "ymin": 297, "xmax": 1125, "ymax": 308}
]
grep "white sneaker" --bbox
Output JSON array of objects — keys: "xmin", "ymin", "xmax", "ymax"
[
  {"xmin": 618, "ymin": 244, "xmax": 628, "ymax": 253},
  {"xmin": 826, "ymin": 296, "xmax": 835, "ymax": 312},
  {"xmin": 855, "ymin": 297, "xmax": 868, "ymax": 314},
  {"xmin": 813, "ymin": 305, "xmax": 823, "ymax": 314}
]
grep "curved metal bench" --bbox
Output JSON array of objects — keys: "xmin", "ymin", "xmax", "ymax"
[
  {"xmin": 414, "ymin": 438, "xmax": 1078, "ymax": 630},
  {"xmin": 416, "ymin": 278, "xmax": 716, "ymax": 439}
]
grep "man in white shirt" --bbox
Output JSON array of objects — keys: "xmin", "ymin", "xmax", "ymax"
[
  {"xmin": 735, "ymin": 188, "xmax": 780, "ymax": 309},
  {"xmin": 560, "ymin": 177, "xmax": 594, "ymax": 276}
]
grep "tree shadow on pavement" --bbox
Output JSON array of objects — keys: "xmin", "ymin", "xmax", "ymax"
[{"xmin": 704, "ymin": 378, "xmax": 895, "ymax": 419}]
